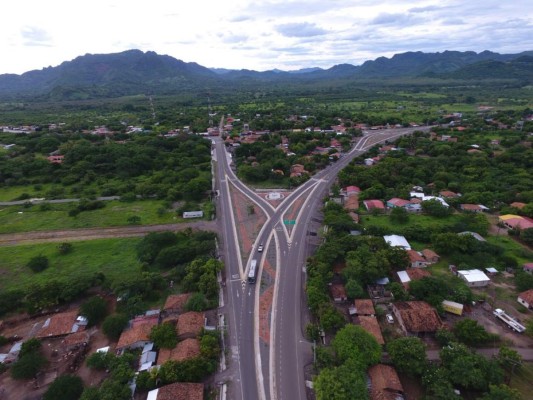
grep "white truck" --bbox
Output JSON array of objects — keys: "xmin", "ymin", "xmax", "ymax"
[{"xmin": 493, "ymin": 308, "xmax": 526, "ymax": 333}]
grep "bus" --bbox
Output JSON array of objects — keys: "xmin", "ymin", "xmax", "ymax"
[{"xmin": 248, "ymin": 259, "xmax": 257, "ymax": 284}]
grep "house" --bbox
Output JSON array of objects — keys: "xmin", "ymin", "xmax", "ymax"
[
  {"xmin": 439, "ymin": 190, "xmax": 459, "ymax": 198},
  {"xmin": 397, "ymin": 268, "xmax": 431, "ymax": 289},
  {"xmin": 407, "ymin": 250, "xmax": 428, "ymax": 268},
  {"xmin": 61, "ymin": 331, "xmax": 90, "ymax": 351},
  {"xmin": 499, "ymin": 215, "xmax": 533, "ymax": 230},
  {"xmin": 387, "ymin": 198, "xmax": 411, "ymax": 208},
  {"xmin": 345, "ymin": 186, "xmax": 361, "ymax": 195},
  {"xmin": 364, "ymin": 199, "xmax": 385, "ymax": 211},
  {"xmin": 36, "ymin": 311, "xmax": 87, "ymax": 339},
  {"xmin": 343, "ymin": 195, "xmax": 359, "ymax": 211},
  {"xmin": 329, "ymin": 283, "xmax": 348, "ymax": 302},
  {"xmin": 517, "ymin": 290, "xmax": 533, "ymax": 309},
  {"xmin": 384, "ymin": 235, "xmax": 411, "ymax": 250},
  {"xmin": 353, "ymin": 299, "xmax": 376, "ymax": 316},
  {"xmin": 177, "ymin": 312, "xmax": 205, "ymax": 339},
  {"xmin": 368, "ymin": 364, "xmax": 405, "ymax": 400},
  {"xmin": 457, "ymin": 269, "xmax": 491, "ymax": 287},
  {"xmin": 163, "ymin": 293, "xmax": 191, "ymax": 315},
  {"xmin": 47, "ymin": 155, "xmax": 64, "ymax": 164},
  {"xmin": 460, "ymin": 204, "xmax": 488, "ymax": 213},
  {"xmin": 116, "ymin": 322, "xmax": 156, "ymax": 351},
  {"xmin": 157, "ymin": 338, "xmax": 201, "ymax": 364},
  {"xmin": 392, "ymin": 301, "xmax": 442, "ymax": 335},
  {"xmin": 523, "ymin": 263, "xmax": 533, "ymax": 274},
  {"xmin": 147, "ymin": 382, "xmax": 204, "ymax": 400},
  {"xmin": 510, "ymin": 202, "xmax": 526, "ymax": 210},
  {"xmin": 290, "ymin": 164, "xmax": 308, "ymax": 177},
  {"xmin": 421, "ymin": 249, "xmax": 439, "ymax": 264},
  {"xmin": 458, "ymin": 231, "xmax": 486, "ymax": 242},
  {"xmin": 409, "ymin": 193, "xmax": 449, "ymax": 207},
  {"xmin": 357, "ymin": 316, "xmax": 384, "ymax": 345}
]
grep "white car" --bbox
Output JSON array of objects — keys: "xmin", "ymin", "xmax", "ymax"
[
  {"xmin": 386, "ymin": 314, "xmax": 394, "ymax": 324},
  {"xmin": 258, "ymin": 244, "xmax": 264, "ymax": 252}
]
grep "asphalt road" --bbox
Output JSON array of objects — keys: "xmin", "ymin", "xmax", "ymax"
[{"xmin": 213, "ymin": 126, "xmax": 434, "ymax": 400}]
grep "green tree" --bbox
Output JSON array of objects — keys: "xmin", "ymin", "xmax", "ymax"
[
  {"xmin": 86, "ymin": 351, "xmax": 114, "ymax": 370},
  {"xmin": 387, "ymin": 337, "xmax": 428, "ymax": 376},
  {"xmin": 80, "ymin": 296, "xmax": 108, "ymax": 327},
  {"xmin": 521, "ymin": 228, "xmax": 533, "ymax": 245},
  {"xmin": 44, "ymin": 375, "xmax": 84, "ymax": 400},
  {"xmin": 422, "ymin": 199, "xmax": 451, "ymax": 217},
  {"xmin": 79, "ymin": 387, "xmax": 100, "ymax": 400},
  {"xmin": 453, "ymin": 318, "xmax": 492, "ymax": 346},
  {"xmin": 10, "ymin": 350, "xmax": 47, "ymax": 380},
  {"xmin": 314, "ymin": 362, "xmax": 369, "ymax": 400},
  {"xmin": 98, "ymin": 379, "xmax": 132, "ymax": 400},
  {"xmin": 390, "ymin": 206, "xmax": 409, "ymax": 224},
  {"xmin": 481, "ymin": 384, "xmax": 522, "ymax": 400},
  {"xmin": 318, "ymin": 303, "xmax": 345, "ymax": 333},
  {"xmin": 199, "ymin": 331, "xmax": 220, "ymax": 360},
  {"xmin": 57, "ymin": 242, "xmax": 73, "ymax": 255},
  {"xmin": 332, "ymin": 325, "xmax": 381, "ymax": 368},
  {"xmin": 27, "ymin": 254, "xmax": 49, "ymax": 272},
  {"xmin": 150, "ymin": 322, "xmax": 178, "ymax": 349},
  {"xmin": 344, "ymin": 279, "xmax": 364, "ymax": 299},
  {"xmin": 102, "ymin": 313, "xmax": 129, "ymax": 341},
  {"xmin": 185, "ymin": 292, "xmax": 209, "ymax": 311},
  {"xmin": 497, "ymin": 346, "xmax": 522, "ymax": 375}
]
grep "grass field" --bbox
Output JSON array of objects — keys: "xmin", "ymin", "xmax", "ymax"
[
  {"xmin": 0, "ymin": 237, "xmax": 143, "ymax": 291},
  {"xmin": 0, "ymin": 184, "xmax": 55, "ymax": 201},
  {"xmin": 486, "ymin": 236, "xmax": 533, "ymax": 266},
  {"xmin": 0, "ymin": 200, "xmax": 181, "ymax": 233}
]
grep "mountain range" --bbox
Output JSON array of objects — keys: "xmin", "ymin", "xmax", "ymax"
[{"xmin": 0, "ymin": 49, "xmax": 531, "ymax": 101}]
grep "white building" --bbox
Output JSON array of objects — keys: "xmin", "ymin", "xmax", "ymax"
[
  {"xmin": 384, "ymin": 235, "xmax": 411, "ymax": 250},
  {"xmin": 457, "ymin": 269, "xmax": 490, "ymax": 287}
]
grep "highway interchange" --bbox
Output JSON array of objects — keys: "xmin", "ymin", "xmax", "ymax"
[{"xmin": 212, "ymin": 125, "xmax": 433, "ymax": 400}]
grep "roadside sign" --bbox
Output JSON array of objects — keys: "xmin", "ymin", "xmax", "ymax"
[{"xmin": 283, "ymin": 219, "xmax": 296, "ymax": 225}]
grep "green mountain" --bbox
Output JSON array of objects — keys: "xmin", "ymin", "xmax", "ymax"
[{"xmin": 0, "ymin": 49, "xmax": 531, "ymax": 101}]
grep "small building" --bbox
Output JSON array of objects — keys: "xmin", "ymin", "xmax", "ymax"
[
  {"xmin": 457, "ymin": 269, "xmax": 491, "ymax": 287},
  {"xmin": 364, "ymin": 199, "xmax": 385, "ymax": 211},
  {"xmin": 517, "ymin": 289, "xmax": 533, "ymax": 310},
  {"xmin": 458, "ymin": 231, "xmax": 486, "ymax": 242},
  {"xmin": 510, "ymin": 202, "xmax": 526, "ymax": 210},
  {"xmin": 36, "ymin": 311, "xmax": 86, "ymax": 339},
  {"xmin": 442, "ymin": 300, "xmax": 464, "ymax": 316},
  {"xmin": 368, "ymin": 364, "xmax": 405, "ymax": 400},
  {"xmin": 163, "ymin": 293, "xmax": 192, "ymax": 315},
  {"xmin": 439, "ymin": 190, "xmax": 459, "ymax": 198},
  {"xmin": 357, "ymin": 316, "xmax": 384, "ymax": 345},
  {"xmin": 157, "ymin": 338, "xmax": 201, "ymax": 365},
  {"xmin": 485, "ymin": 267, "xmax": 499, "ymax": 275},
  {"xmin": 343, "ymin": 195, "xmax": 359, "ymax": 211},
  {"xmin": 183, "ymin": 211, "xmax": 203, "ymax": 219},
  {"xmin": 421, "ymin": 249, "xmax": 439, "ymax": 264},
  {"xmin": 523, "ymin": 263, "xmax": 533, "ymax": 274},
  {"xmin": 345, "ymin": 186, "xmax": 361, "ymax": 195},
  {"xmin": 460, "ymin": 204, "xmax": 488, "ymax": 213},
  {"xmin": 329, "ymin": 283, "xmax": 348, "ymax": 302},
  {"xmin": 147, "ymin": 382, "xmax": 204, "ymax": 400},
  {"xmin": 407, "ymin": 250, "xmax": 428, "ymax": 268},
  {"xmin": 176, "ymin": 312, "xmax": 205, "ymax": 339},
  {"xmin": 397, "ymin": 268, "xmax": 431, "ymax": 289},
  {"xmin": 47, "ymin": 155, "xmax": 64, "ymax": 164},
  {"xmin": 387, "ymin": 198, "xmax": 411, "ymax": 208},
  {"xmin": 392, "ymin": 301, "xmax": 442, "ymax": 336},
  {"xmin": 353, "ymin": 299, "xmax": 376, "ymax": 316},
  {"xmin": 499, "ymin": 214, "xmax": 533, "ymax": 230},
  {"xmin": 116, "ymin": 324, "xmax": 155, "ymax": 351},
  {"xmin": 384, "ymin": 235, "xmax": 411, "ymax": 250}
]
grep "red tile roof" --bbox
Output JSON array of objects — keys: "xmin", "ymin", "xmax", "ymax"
[
  {"xmin": 177, "ymin": 312, "xmax": 205, "ymax": 337},
  {"xmin": 151, "ymin": 382, "xmax": 204, "ymax": 400},
  {"xmin": 388, "ymin": 198, "xmax": 411, "ymax": 207},
  {"xmin": 353, "ymin": 299, "xmax": 375, "ymax": 316},
  {"xmin": 345, "ymin": 185, "xmax": 361, "ymax": 194},
  {"xmin": 519, "ymin": 289, "xmax": 533, "ymax": 305},
  {"xmin": 116, "ymin": 323, "xmax": 155, "ymax": 349},
  {"xmin": 421, "ymin": 249, "xmax": 439, "ymax": 261},
  {"xmin": 439, "ymin": 190, "xmax": 458, "ymax": 198},
  {"xmin": 344, "ymin": 195, "xmax": 359, "ymax": 211},
  {"xmin": 461, "ymin": 204, "xmax": 483, "ymax": 211},
  {"xmin": 510, "ymin": 202, "xmax": 526, "ymax": 209},
  {"xmin": 406, "ymin": 268, "xmax": 431, "ymax": 281},
  {"xmin": 36, "ymin": 311, "xmax": 80, "ymax": 338},
  {"xmin": 524, "ymin": 263, "xmax": 533, "ymax": 271},
  {"xmin": 407, "ymin": 250, "xmax": 426, "ymax": 263},
  {"xmin": 393, "ymin": 301, "xmax": 442, "ymax": 333},
  {"xmin": 368, "ymin": 364, "xmax": 404, "ymax": 400},
  {"xmin": 504, "ymin": 218, "xmax": 533, "ymax": 230},
  {"xmin": 163, "ymin": 293, "xmax": 191, "ymax": 312},
  {"xmin": 157, "ymin": 338, "xmax": 201, "ymax": 364},
  {"xmin": 364, "ymin": 200, "xmax": 385, "ymax": 210},
  {"xmin": 358, "ymin": 316, "xmax": 384, "ymax": 345},
  {"xmin": 329, "ymin": 284, "xmax": 347, "ymax": 300}
]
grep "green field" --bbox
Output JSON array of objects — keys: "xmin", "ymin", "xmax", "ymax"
[
  {"xmin": 362, "ymin": 213, "xmax": 462, "ymax": 239},
  {"xmin": 511, "ymin": 362, "xmax": 533, "ymax": 396},
  {"xmin": 0, "ymin": 237, "xmax": 143, "ymax": 291},
  {"xmin": 0, "ymin": 200, "xmax": 181, "ymax": 233},
  {"xmin": 486, "ymin": 235, "xmax": 533, "ymax": 265}
]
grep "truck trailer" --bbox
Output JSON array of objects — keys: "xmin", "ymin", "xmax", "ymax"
[{"xmin": 493, "ymin": 308, "xmax": 526, "ymax": 333}]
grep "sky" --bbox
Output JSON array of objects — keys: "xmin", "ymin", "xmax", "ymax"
[{"xmin": 1, "ymin": 0, "xmax": 532, "ymax": 75}]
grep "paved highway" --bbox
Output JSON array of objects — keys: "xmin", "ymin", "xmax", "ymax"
[{"xmin": 212, "ymin": 126, "xmax": 434, "ymax": 400}]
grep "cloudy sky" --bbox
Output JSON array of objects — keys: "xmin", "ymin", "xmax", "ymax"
[{"xmin": 1, "ymin": 0, "xmax": 532, "ymax": 75}]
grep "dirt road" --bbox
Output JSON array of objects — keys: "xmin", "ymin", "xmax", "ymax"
[{"xmin": 0, "ymin": 221, "xmax": 218, "ymax": 246}]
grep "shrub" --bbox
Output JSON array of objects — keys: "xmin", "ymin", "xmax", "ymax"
[{"xmin": 26, "ymin": 255, "xmax": 49, "ymax": 273}]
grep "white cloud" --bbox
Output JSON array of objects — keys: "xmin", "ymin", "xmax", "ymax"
[{"xmin": 0, "ymin": 0, "xmax": 531, "ymax": 74}]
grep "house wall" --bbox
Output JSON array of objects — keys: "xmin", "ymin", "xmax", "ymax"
[{"xmin": 518, "ymin": 297, "xmax": 531, "ymax": 309}]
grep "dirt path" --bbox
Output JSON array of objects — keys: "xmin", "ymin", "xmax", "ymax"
[{"xmin": 0, "ymin": 221, "xmax": 218, "ymax": 246}]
